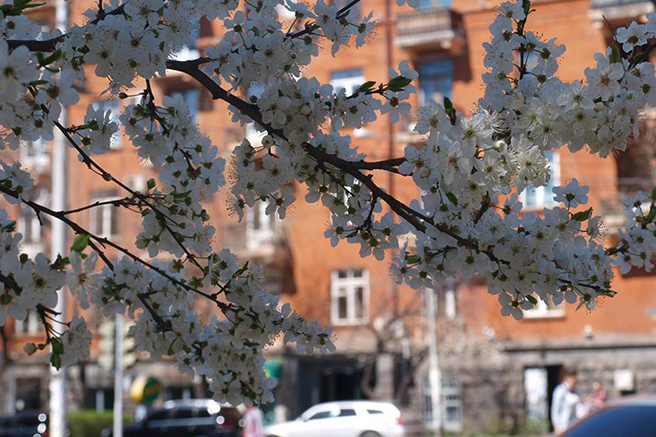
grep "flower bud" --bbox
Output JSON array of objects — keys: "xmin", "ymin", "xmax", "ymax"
[{"xmin": 23, "ymin": 342, "xmax": 37, "ymax": 355}]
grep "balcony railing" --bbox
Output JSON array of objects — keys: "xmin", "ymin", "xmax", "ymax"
[
  {"xmin": 396, "ymin": 8, "xmax": 462, "ymax": 51},
  {"xmin": 591, "ymin": 0, "xmax": 651, "ymax": 8},
  {"xmin": 589, "ymin": 0, "xmax": 654, "ymax": 23}
]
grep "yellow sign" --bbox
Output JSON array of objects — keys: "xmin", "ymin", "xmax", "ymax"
[{"xmin": 130, "ymin": 376, "xmax": 162, "ymax": 405}]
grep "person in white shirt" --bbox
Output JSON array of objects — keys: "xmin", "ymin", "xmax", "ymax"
[{"xmin": 551, "ymin": 367, "xmax": 582, "ymax": 435}]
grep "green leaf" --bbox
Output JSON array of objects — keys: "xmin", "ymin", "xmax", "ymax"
[
  {"xmin": 71, "ymin": 234, "xmax": 90, "ymax": 253},
  {"xmin": 526, "ymin": 294, "xmax": 538, "ymax": 305},
  {"xmin": 40, "ymin": 49, "xmax": 63, "ymax": 67},
  {"xmin": 3, "ymin": 221, "xmax": 16, "ymax": 233},
  {"xmin": 572, "ymin": 207, "xmax": 593, "ymax": 222},
  {"xmin": 51, "ymin": 337, "xmax": 64, "ymax": 355},
  {"xmin": 50, "ymin": 353, "xmax": 62, "ymax": 370},
  {"xmin": 445, "ymin": 192, "xmax": 458, "ymax": 207},
  {"xmin": 52, "ymin": 255, "xmax": 70, "ymax": 270},
  {"xmin": 405, "ymin": 254, "xmax": 421, "ymax": 264},
  {"xmin": 610, "ymin": 43, "xmax": 621, "ymax": 64},
  {"xmin": 443, "ymin": 97, "xmax": 453, "ymax": 111},
  {"xmin": 523, "ymin": 0, "xmax": 531, "ymax": 15},
  {"xmin": 358, "ymin": 81, "xmax": 376, "ymax": 93},
  {"xmin": 651, "ymin": 186, "xmax": 656, "ymax": 202},
  {"xmin": 21, "ymin": 2, "xmax": 46, "ymax": 11},
  {"xmin": 646, "ymin": 207, "xmax": 656, "ymax": 225},
  {"xmin": 387, "ymin": 76, "xmax": 412, "ymax": 92}
]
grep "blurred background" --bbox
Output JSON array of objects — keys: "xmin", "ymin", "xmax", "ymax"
[{"xmin": 2, "ymin": 0, "xmax": 656, "ymax": 436}]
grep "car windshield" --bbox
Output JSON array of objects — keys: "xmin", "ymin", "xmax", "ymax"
[{"xmin": 563, "ymin": 405, "xmax": 656, "ymax": 437}]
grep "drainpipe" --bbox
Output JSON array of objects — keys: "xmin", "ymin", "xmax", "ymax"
[{"xmin": 49, "ymin": 0, "xmax": 69, "ymax": 436}]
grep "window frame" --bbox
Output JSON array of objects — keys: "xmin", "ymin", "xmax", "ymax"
[
  {"xmin": 92, "ymin": 100, "xmax": 122, "ymax": 150},
  {"xmin": 166, "ymin": 88, "xmax": 200, "ymax": 120},
  {"xmin": 523, "ymin": 294, "xmax": 565, "ymax": 319},
  {"xmin": 419, "ymin": 0, "xmax": 453, "ymax": 9},
  {"xmin": 442, "ymin": 379, "xmax": 463, "ymax": 432},
  {"xmin": 330, "ymin": 269, "xmax": 370, "ymax": 325},
  {"xmin": 90, "ymin": 192, "xmax": 119, "ymax": 238},
  {"xmin": 416, "ymin": 58, "xmax": 453, "ymax": 106},
  {"xmin": 15, "ymin": 309, "xmax": 42, "ymax": 336},
  {"xmin": 18, "ymin": 208, "xmax": 41, "ymax": 246},
  {"xmin": 520, "ymin": 151, "xmax": 560, "ymax": 210},
  {"xmin": 330, "ymin": 69, "xmax": 365, "ymax": 95},
  {"xmin": 246, "ymin": 200, "xmax": 278, "ymax": 250},
  {"xmin": 20, "ymin": 138, "xmax": 49, "ymax": 170}
]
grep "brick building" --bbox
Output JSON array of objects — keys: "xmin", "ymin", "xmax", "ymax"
[{"xmin": 2, "ymin": 0, "xmax": 656, "ymax": 435}]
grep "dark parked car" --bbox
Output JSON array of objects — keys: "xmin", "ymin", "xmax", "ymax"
[
  {"xmin": 0, "ymin": 411, "xmax": 48, "ymax": 437},
  {"xmin": 104, "ymin": 399, "xmax": 242, "ymax": 437},
  {"xmin": 562, "ymin": 394, "xmax": 656, "ymax": 437}
]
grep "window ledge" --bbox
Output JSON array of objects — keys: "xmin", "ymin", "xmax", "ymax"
[
  {"xmin": 523, "ymin": 309, "xmax": 566, "ymax": 319},
  {"xmin": 330, "ymin": 319, "xmax": 369, "ymax": 326}
]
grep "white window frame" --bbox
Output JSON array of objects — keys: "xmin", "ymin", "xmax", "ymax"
[
  {"xmin": 246, "ymin": 200, "xmax": 278, "ymax": 250},
  {"xmin": 520, "ymin": 151, "xmax": 560, "ymax": 210},
  {"xmin": 18, "ymin": 208, "xmax": 41, "ymax": 245},
  {"xmin": 20, "ymin": 138, "xmax": 49, "ymax": 170},
  {"xmin": 330, "ymin": 69, "xmax": 365, "ymax": 95},
  {"xmin": 421, "ymin": 378, "xmax": 463, "ymax": 431},
  {"xmin": 330, "ymin": 269, "xmax": 369, "ymax": 325},
  {"xmin": 524, "ymin": 295, "xmax": 565, "ymax": 319},
  {"xmin": 92, "ymin": 100, "xmax": 122, "ymax": 149},
  {"xmin": 90, "ymin": 194, "xmax": 119, "ymax": 238},
  {"xmin": 445, "ymin": 288, "xmax": 457, "ymax": 320},
  {"xmin": 15, "ymin": 309, "xmax": 42, "ymax": 335},
  {"xmin": 18, "ymin": 208, "xmax": 43, "ymax": 257},
  {"xmin": 442, "ymin": 379, "xmax": 463, "ymax": 432}
]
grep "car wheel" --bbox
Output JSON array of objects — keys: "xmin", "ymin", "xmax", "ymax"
[{"xmin": 360, "ymin": 432, "xmax": 381, "ymax": 437}]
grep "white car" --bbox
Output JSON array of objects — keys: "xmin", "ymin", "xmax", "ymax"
[{"xmin": 264, "ymin": 400, "xmax": 406, "ymax": 437}]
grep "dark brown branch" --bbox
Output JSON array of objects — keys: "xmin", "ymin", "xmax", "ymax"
[
  {"xmin": 61, "ymin": 197, "xmax": 131, "ymax": 216},
  {"xmin": 7, "ymin": 3, "xmax": 126, "ymax": 52},
  {"xmin": 0, "ymin": 185, "xmax": 217, "ymax": 302},
  {"xmin": 165, "ymin": 60, "xmax": 489, "ymax": 253}
]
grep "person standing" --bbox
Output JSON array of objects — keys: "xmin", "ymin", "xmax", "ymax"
[
  {"xmin": 551, "ymin": 367, "xmax": 582, "ymax": 435},
  {"xmin": 243, "ymin": 406, "xmax": 264, "ymax": 437},
  {"xmin": 582, "ymin": 380, "xmax": 607, "ymax": 416}
]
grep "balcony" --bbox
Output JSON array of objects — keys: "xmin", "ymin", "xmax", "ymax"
[
  {"xmin": 589, "ymin": 0, "xmax": 654, "ymax": 25},
  {"xmin": 222, "ymin": 219, "xmax": 286, "ymax": 261},
  {"xmin": 396, "ymin": 8, "xmax": 463, "ymax": 52}
]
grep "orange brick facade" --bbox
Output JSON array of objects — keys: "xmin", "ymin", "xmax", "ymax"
[{"xmin": 2, "ymin": 0, "xmax": 656, "ymax": 434}]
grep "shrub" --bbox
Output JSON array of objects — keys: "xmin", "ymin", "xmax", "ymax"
[{"xmin": 67, "ymin": 410, "xmax": 132, "ymax": 437}]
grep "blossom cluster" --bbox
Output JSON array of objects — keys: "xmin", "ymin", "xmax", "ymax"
[{"xmin": 2, "ymin": 0, "xmax": 656, "ymax": 406}]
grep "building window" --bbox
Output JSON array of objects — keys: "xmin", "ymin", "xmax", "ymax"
[
  {"xmin": 84, "ymin": 389, "xmax": 114, "ymax": 411},
  {"xmin": 330, "ymin": 69, "xmax": 365, "ymax": 95},
  {"xmin": 417, "ymin": 59, "xmax": 453, "ymax": 105},
  {"xmin": 18, "ymin": 208, "xmax": 41, "ymax": 246},
  {"xmin": 421, "ymin": 379, "xmax": 463, "ymax": 431},
  {"xmin": 15, "ymin": 309, "xmax": 42, "ymax": 335},
  {"xmin": 245, "ymin": 84, "xmax": 266, "ymax": 145},
  {"xmin": 524, "ymin": 294, "xmax": 565, "ymax": 319},
  {"xmin": 20, "ymin": 138, "xmax": 48, "ymax": 169},
  {"xmin": 520, "ymin": 151, "xmax": 560, "ymax": 209},
  {"xmin": 90, "ymin": 191, "xmax": 119, "ymax": 238},
  {"xmin": 445, "ymin": 288, "xmax": 456, "ymax": 320},
  {"xmin": 171, "ymin": 26, "xmax": 200, "ymax": 61},
  {"xmin": 92, "ymin": 100, "xmax": 122, "ymax": 149},
  {"xmin": 442, "ymin": 379, "xmax": 463, "ymax": 432},
  {"xmin": 246, "ymin": 200, "xmax": 278, "ymax": 249},
  {"xmin": 331, "ymin": 269, "xmax": 369, "ymax": 325},
  {"xmin": 166, "ymin": 88, "xmax": 200, "ymax": 121},
  {"xmin": 419, "ymin": 0, "xmax": 452, "ymax": 9}
]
